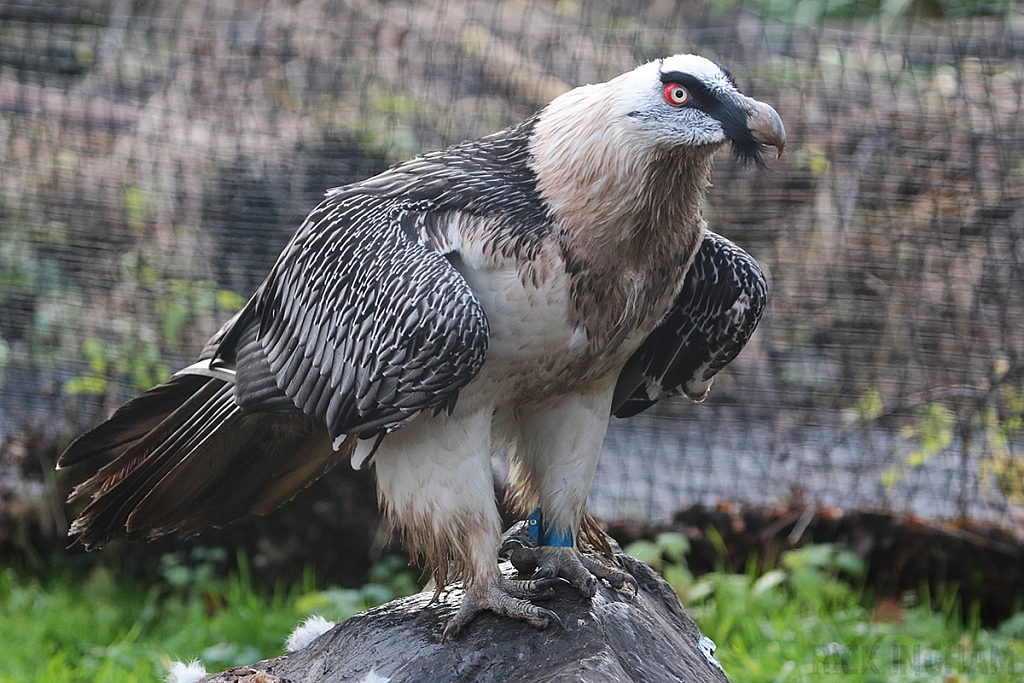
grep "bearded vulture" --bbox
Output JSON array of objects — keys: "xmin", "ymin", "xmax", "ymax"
[{"xmin": 58, "ymin": 54, "xmax": 783, "ymax": 639}]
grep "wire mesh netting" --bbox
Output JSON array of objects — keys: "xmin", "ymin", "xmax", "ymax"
[{"xmin": 1, "ymin": 0, "xmax": 1023, "ymax": 529}]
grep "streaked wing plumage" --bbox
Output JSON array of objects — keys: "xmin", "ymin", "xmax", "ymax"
[
  {"xmin": 246, "ymin": 191, "xmax": 489, "ymax": 438},
  {"xmin": 237, "ymin": 118, "xmax": 549, "ymax": 438},
  {"xmin": 611, "ymin": 231, "xmax": 767, "ymax": 417}
]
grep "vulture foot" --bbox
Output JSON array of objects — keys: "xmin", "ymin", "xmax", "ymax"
[
  {"xmin": 442, "ymin": 576, "xmax": 562, "ymax": 642},
  {"xmin": 505, "ymin": 545, "xmax": 639, "ymax": 597}
]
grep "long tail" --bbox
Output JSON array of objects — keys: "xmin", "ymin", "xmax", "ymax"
[{"xmin": 59, "ymin": 363, "xmax": 354, "ymax": 549}]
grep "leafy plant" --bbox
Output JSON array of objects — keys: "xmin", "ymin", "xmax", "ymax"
[
  {"xmin": 295, "ymin": 554, "xmax": 421, "ymax": 622},
  {"xmin": 856, "ymin": 368, "xmax": 1024, "ymax": 501},
  {"xmin": 665, "ymin": 543, "xmax": 1023, "ymax": 682},
  {"xmin": 724, "ymin": 0, "xmax": 1015, "ymax": 23},
  {"xmin": 881, "ymin": 401, "xmax": 954, "ymax": 488},
  {"xmin": 63, "ymin": 339, "xmax": 111, "ymax": 396},
  {"xmin": 981, "ymin": 385, "xmax": 1024, "ymax": 503},
  {"xmin": 158, "ymin": 547, "xmax": 230, "ymax": 597},
  {"xmin": 63, "ymin": 334, "xmax": 170, "ymax": 397},
  {"xmin": 625, "ymin": 532, "xmax": 694, "ymax": 598},
  {"xmin": 64, "ymin": 277, "xmax": 245, "ymax": 399},
  {"xmin": 155, "ymin": 279, "xmax": 245, "ymax": 348}
]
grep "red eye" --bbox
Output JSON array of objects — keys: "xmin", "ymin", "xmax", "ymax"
[{"xmin": 663, "ymin": 83, "xmax": 689, "ymax": 106}]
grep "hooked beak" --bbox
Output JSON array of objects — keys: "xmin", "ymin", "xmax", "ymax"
[{"xmin": 745, "ymin": 99, "xmax": 786, "ymax": 159}]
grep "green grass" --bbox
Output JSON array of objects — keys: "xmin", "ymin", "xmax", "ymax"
[
  {"xmin": 1, "ymin": 543, "xmax": 1023, "ymax": 682},
  {"xmin": 0, "ymin": 551, "xmax": 419, "ymax": 683},
  {"xmin": 629, "ymin": 535, "xmax": 1024, "ymax": 682}
]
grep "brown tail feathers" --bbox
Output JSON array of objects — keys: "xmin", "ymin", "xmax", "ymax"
[{"xmin": 59, "ymin": 365, "xmax": 354, "ymax": 549}]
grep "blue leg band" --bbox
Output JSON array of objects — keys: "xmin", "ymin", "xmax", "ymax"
[
  {"xmin": 527, "ymin": 507, "xmax": 574, "ymax": 547},
  {"xmin": 527, "ymin": 508, "xmax": 542, "ymax": 545}
]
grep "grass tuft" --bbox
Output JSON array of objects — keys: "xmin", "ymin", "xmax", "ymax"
[
  {"xmin": 626, "ymin": 536, "xmax": 1024, "ymax": 682},
  {"xmin": 0, "ymin": 553, "xmax": 419, "ymax": 682}
]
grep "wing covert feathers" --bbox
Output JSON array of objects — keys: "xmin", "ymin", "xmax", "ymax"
[
  {"xmin": 252, "ymin": 190, "xmax": 489, "ymax": 440},
  {"xmin": 612, "ymin": 230, "xmax": 767, "ymax": 418},
  {"xmin": 248, "ymin": 118, "xmax": 549, "ymax": 438}
]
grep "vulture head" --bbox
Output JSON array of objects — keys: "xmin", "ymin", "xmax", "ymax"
[
  {"xmin": 615, "ymin": 54, "xmax": 786, "ymax": 165},
  {"xmin": 531, "ymin": 54, "xmax": 785, "ymax": 222}
]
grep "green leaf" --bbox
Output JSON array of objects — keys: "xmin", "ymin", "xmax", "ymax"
[
  {"xmin": 295, "ymin": 592, "xmax": 330, "ymax": 614},
  {"xmin": 64, "ymin": 375, "xmax": 107, "ymax": 395},
  {"xmin": 857, "ymin": 389, "xmax": 883, "ymax": 421},
  {"xmin": 686, "ymin": 579, "xmax": 716, "ymax": 604},
  {"xmin": 662, "ymin": 566, "xmax": 694, "ymax": 596},
  {"xmin": 833, "ymin": 550, "xmax": 866, "ymax": 578},
  {"xmin": 82, "ymin": 338, "xmax": 107, "ymax": 374},
  {"xmin": 624, "ymin": 540, "xmax": 662, "ymax": 569},
  {"xmin": 781, "ymin": 544, "xmax": 834, "ymax": 571},
  {"xmin": 655, "ymin": 531, "xmax": 690, "ymax": 564},
  {"xmin": 124, "ymin": 186, "xmax": 148, "ymax": 226},
  {"xmin": 880, "ymin": 467, "xmax": 901, "ymax": 488},
  {"xmin": 217, "ymin": 289, "xmax": 246, "ymax": 311},
  {"xmin": 753, "ymin": 569, "xmax": 787, "ymax": 595}
]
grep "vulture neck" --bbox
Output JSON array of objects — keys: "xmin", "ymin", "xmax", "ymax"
[{"xmin": 529, "ymin": 86, "xmax": 717, "ymax": 352}]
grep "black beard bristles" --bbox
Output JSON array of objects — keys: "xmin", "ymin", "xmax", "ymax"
[{"xmin": 731, "ymin": 139, "xmax": 769, "ymax": 169}]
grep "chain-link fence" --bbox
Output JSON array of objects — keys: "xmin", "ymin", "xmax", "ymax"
[{"xmin": 2, "ymin": 0, "xmax": 1023, "ymax": 533}]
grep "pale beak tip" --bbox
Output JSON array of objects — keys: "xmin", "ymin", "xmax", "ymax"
[{"xmin": 746, "ymin": 99, "xmax": 786, "ymax": 163}]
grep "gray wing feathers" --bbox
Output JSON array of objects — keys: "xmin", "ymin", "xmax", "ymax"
[
  {"xmin": 612, "ymin": 231, "xmax": 767, "ymax": 418},
  {"xmin": 249, "ymin": 192, "xmax": 489, "ymax": 439},
  {"xmin": 243, "ymin": 119, "xmax": 548, "ymax": 437}
]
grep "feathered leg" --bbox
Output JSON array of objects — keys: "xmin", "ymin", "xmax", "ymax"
[
  {"xmin": 506, "ymin": 380, "xmax": 637, "ymax": 597},
  {"xmin": 371, "ymin": 405, "xmax": 559, "ymax": 641}
]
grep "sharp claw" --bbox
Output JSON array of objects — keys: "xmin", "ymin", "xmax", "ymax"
[
  {"xmin": 534, "ymin": 576, "xmax": 565, "ymax": 590},
  {"xmin": 497, "ymin": 575, "xmax": 563, "ymax": 600},
  {"xmin": 532, "ymin": 566, "xmax": 557, "ymax": 580},
  {"xmin": 578, "ymin": 552, "xmax": 638, "ymax": 595},
  {"xmin": 539, "ymin": 607, "xmax": 563, "ymax": 630},
  {"xmin": 442, "ymin": 619, "xmax": 460, "ymax": 643}
]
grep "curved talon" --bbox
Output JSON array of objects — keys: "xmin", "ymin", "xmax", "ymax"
[
  {"xmin": 579, "ymin": 553, "xmax": 638, "ymax": 595},
  {"xmin": 512, "ymin": 546, "xmax": 637, "ymax": 598},
  {"xmin": 533, "ymin": 576, "xmax": 569, "ymax": 593},
  {"xmin": 558, "ymin": 559, "xmax": 597, "ymax": 597},
  {"xmin": 442, "ymin": 576, "xmax": 566, "ymax": 641},
  {"xmin": 442, "ymin": 619, "xmax": 461, "ymax": 643},
  {"xmin": 538, "ymin": 607, "xmax": 563, "ymax": 630},
  {"xmin": 532, "ymin": 565, "xmax": 556, "ymax": 580},
  {"xmin": 443, "ymin": 535, "xmax": 637, "ymax": 641}
]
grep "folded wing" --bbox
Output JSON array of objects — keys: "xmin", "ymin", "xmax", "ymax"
[
  {"xmin": 611, "ymin": 231, "xmax": 767, "ymax": 418},
  {"xmin": 59, "ymin": 179, "xmax": 492, "ymax": 546}
]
